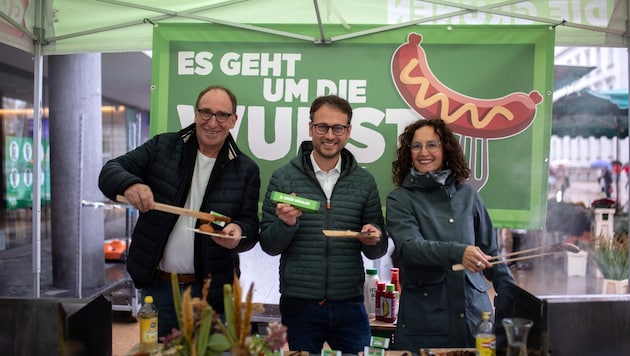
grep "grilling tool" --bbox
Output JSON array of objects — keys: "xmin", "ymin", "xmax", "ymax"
[
  {"xmin": 451, "ymin": 242, "xmax": 580, "ymax": 271},
  {"xmin": 116, "ymin": 195, "xmax": 231, "ymax": 223}
]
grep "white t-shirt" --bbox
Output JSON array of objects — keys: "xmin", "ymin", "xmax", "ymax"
[{"xmin": 158, "ymin": 151, "xmax": 215, "ymax": 273}]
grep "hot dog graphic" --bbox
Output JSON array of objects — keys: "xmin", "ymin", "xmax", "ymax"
[{"xmin": 391, "ymin": 33, "xmax": 543, "ymax": 139}]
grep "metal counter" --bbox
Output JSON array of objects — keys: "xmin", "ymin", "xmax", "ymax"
[{"xmin": 495, "ymin": 284, "xmax": 630, "ymax": 355}]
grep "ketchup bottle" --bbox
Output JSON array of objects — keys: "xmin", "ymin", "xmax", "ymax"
[
  {"xmin": 375, "ymin": 282, "xmax": 386, "ymax": 321},
  {"xmin": 382, "ymin": 284, "xmax": 397, "ymax": 323},
  {"xmin": 390, "ymin": 267, "xmax": 401, "ymax": 311},
  {"xmin": 390, "ymin": 267, "xmax": 401, "ymax": 295}
]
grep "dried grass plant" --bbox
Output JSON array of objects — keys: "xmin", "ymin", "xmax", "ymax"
[{"xmin": 159, "ymin": 272, "xmax": 285, "ymax": 356}]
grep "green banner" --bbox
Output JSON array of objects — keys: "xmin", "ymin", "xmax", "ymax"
[
  {"xmin": 5, "ymin": 136, "xmax": 51, "ymax": 209},
  {"xmin": 151, "ymin": 24, "xmax": 554, "ymax": 229}
]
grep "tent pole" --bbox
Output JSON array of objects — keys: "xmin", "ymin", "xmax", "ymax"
[
  {"xmin": 31, "ymin": 0, "xmax": 45, "ymax": 299},
  {"xmin": 312, "ymin": 0, "xmax": 329, "ymax": 44},
  {"xmin": 626, "ymin": 0, "xmax": 630, "ymax": 283},
  {"xmin": 616, "ymin": 116, "xmax": 620, "ymax": 212}
]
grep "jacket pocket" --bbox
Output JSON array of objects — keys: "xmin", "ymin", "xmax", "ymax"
[
  {"xmin": 465, "ymin": 271, "xmax": 491, "ymax": 293},
  {"xmin": 398, "ymin": 273, "xmax": 448, "ymax": 335}
]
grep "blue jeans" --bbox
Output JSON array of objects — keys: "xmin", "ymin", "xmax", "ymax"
[
  {"xmin": 281, "ymin": 298, "xmax": 371, "ymax": 354},
  {"xmin": 144, "ymin": 278, "xmax": 203, "ymax": 339}
]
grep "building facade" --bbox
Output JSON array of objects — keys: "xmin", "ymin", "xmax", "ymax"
[{"xmin": 551, "ymin": 47, "xmax": 629, "ymax": 171}]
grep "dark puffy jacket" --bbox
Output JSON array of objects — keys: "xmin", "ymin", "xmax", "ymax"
[
  {"xmin": 98, "ymin": 124, "xmax": 260, "ymax": 313},
  {"xmin": 259, "ymin": 141, "xmax": 387, "ymax": 301}
]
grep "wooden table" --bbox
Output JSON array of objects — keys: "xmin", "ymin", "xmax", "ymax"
[{"xmin": 369, "ymin": 318, "xmax": 396, "ymax": 331}]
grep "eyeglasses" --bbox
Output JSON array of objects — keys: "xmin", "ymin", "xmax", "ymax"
[
  {"xmin": 410, "ymin": 141, "xmax": 441, "ymax": 153},
  {"xmin": 196, "ymin": 108, "xmax": 233, "ymax": 123},
  {"xmin": 312, "ymin": 123, "xmax": 349, "ymax": 136}
]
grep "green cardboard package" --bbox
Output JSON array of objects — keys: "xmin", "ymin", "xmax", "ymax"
[{"xmin": 270, "ymin": 191, "xmax": 320, "ymax": 213}]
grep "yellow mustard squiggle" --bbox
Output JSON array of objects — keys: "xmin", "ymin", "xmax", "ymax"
[{"xmin": 400, "ymin": 58, "xmax": 513, "ymax": 129}]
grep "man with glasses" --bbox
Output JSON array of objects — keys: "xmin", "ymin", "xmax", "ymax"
[
  {"xmin": 259, "ymin": 95, "xmax": 387, "ymax": 353},
  {"xmin": 98, "ymin": 85, "xmax": 260, "ymax": 338}
]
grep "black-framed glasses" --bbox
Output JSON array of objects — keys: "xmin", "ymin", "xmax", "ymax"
[
  {"xmin": 410, "ymin": 141, "xmax": 441, "ymax": 153},
  {"xmin": 312, "ymin": 123, "xmax": 349, "ymax": 136},
  {"xmin": 196, "ymin": 108, "xmax": 233, "ymax": 123}
]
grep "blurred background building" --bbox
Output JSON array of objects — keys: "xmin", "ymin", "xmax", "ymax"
[
  {"xmin": 551, "ymin": 47, "xmax": 629, "ymax": 168},
  {"xmin": 0, "ymin": 42, "xmax": 151, "ymax": 252}
]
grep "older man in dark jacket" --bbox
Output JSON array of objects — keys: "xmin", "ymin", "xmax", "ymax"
[{"xmin": 98, "ymin": 85, "xmax": 260, "ymax": 338}]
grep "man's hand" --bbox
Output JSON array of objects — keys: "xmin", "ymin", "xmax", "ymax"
[
  {"xmin": 275, "ymin": 202, "xmax": 302, "ymax": 226},
  {"xmin": 211, "ymin": 223, "xmax": 243, "ymax": 249},
  {"xmin": 123, "ymin": 183, "xmax": 154, "ymax": 212},
  {"xmin": 356, "ymin": 224, "xmax": 381, "ymax": 246}
]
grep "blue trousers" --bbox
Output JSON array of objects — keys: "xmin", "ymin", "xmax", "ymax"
[
  {"xmin": 281, "ymin": 298, "xmax": 371, "ymax": 354},
  {"xmin": 144, "ymin": 278, "xmax": 203, "ymax": 339}
]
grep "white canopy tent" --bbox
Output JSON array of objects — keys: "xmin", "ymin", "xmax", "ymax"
[
  {"xmin": 2, "ymin": 0, "xmax": 630, "ymax": 55},
  {"xmin": 1, "ymin": 0, "xmax": 629, "ymax": 296}
]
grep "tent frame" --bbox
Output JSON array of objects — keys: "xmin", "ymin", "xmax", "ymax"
[{"xmin": 1, "ymin": 0, "xmax": 630, "ymax": 297}]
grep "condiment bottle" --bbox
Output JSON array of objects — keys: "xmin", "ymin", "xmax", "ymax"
[
  {"xmin": 390, "ymin": 268, "xmax": 401, "ymax": 294},
  {"xmin": 375, "ymin": 282, "xmax": 386, "ymax": 321},
  {"xmin": 475, "ymin": 311, "xmax": 496, "ymax": 356},
  {"xmin": 390, "ymin": 267, "xmax": 401, "ymax": 310},
  {"xmin": 382, "ymin": 283, "xmax": 397, "ymax": 323},
  {"xmin": 139, "ymin": 295, "xmax": 159, "ymax": 353},
  {"xmin": 363, "ymin": 267, "xmax": 379, "ymax": 318}
]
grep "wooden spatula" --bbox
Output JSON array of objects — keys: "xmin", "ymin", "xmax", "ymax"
[{"xmin": 116, "ymin": 195, "xmax": 231, "ymax": 223}]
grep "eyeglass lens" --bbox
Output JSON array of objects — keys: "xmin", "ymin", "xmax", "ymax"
[
  {"xmin": 313, "ymin": 123, "xmax": 348, "ymax": 136},
  {"xmin": 410, "ymin": 141, "xmax": 440, "ymax": 152},
  {"xmin": 197, "ymin": 109, "xmax": 232, "ymax": 122}
]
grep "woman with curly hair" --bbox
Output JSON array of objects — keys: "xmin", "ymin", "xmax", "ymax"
[{"xmin": 386, "ymin": 118, "xmax": 515, "ymax": 350}]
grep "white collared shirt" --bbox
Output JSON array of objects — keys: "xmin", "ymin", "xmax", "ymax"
[{"xmin": 310, "ymin": 152, "xmax": 341, "ymax": 202}]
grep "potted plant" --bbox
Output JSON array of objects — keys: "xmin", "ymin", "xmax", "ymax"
[
  {"xmin": 591, "ymin": 198, "xmax": 616, "ymax": 209},
  {"xmin": 590, "ymin": 198, "xmax": 618, "ymax": 245},
  {"xmin": 586, "ymin": 233, "xmax": 629, "ymax": 294},
  {"xmin": 157, "ymin": 272, "xmax": 287, "ymax": 355}
]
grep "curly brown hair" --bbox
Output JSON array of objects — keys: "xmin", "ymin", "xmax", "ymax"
[{"xmin": 392, "ymin": 118, "xmax": 470, "ymax": 187}]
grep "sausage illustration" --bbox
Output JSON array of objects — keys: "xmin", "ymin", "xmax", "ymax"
[{"xmin": 391, "ymin": 33, "xmax": 543, "ymax": 139}]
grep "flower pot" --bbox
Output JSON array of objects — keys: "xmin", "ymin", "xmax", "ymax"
[
  {"xmin": 602, "ymin": 278, "xmax": 629, "ymax": 294},
  {"xmin": 566, "ymin": 251, "xmax": 588, "ymax": 277},
  {"xmin": 593, "ymin": 208, "xmax": 616, "ymax": 238}
]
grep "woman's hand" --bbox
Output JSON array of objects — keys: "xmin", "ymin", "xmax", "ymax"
[{"xmin": 462, "ymin": 245, "xmax": 492, "ymax": 272}]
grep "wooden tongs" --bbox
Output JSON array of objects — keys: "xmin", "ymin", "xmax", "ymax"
[
  {"xmin": 451, "ymin": 242, "xmax": 580, "ymax": 271},
  {"xmin": 116, "ymin": 195, "xmax": 231, "ymax": 223}
]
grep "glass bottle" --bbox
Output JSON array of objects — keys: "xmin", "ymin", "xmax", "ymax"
[
  {"xmin": 363, "ymin": 267, "xmax": 379, "ymax": 318},
  {"xmin": 139, "ymin": 295, "xmax": 159, "ymax": 353},
  {"xmin": 475, "ymin": 311, "xmax": 495, "ymax": 356}
]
